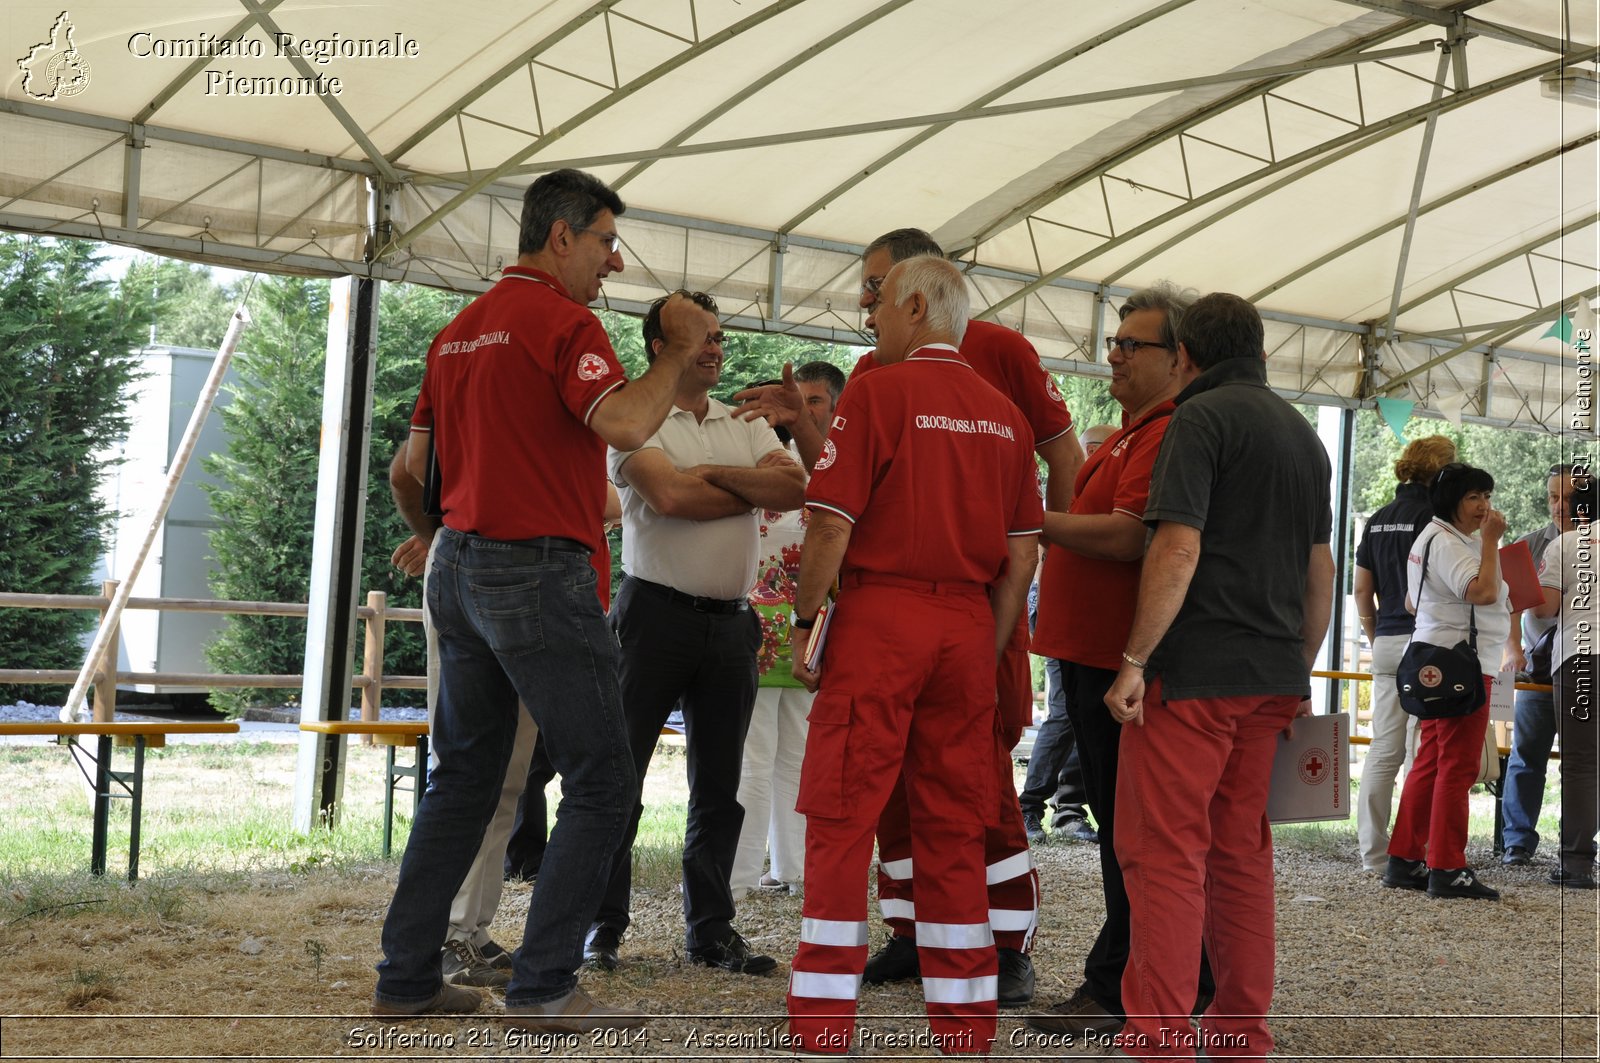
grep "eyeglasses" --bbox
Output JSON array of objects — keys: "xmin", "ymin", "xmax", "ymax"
[
  {"xmin": 1104, "ymin": 336, "xmax": 1172, "ymax": 357},
  {"xmin": 861, "ymin": 276, "xmax": 885, "ymax": 298},
  {"xmin": 576, "ymin": 226, "xmax": 621, "ymax": 254}
]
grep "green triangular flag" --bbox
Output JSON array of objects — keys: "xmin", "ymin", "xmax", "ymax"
[
  {"xmin": 1542, "ymin": 314, "xmax": 1573, "ymax": 342},
  {"xmin": 1375, "ymin": 397, "xmax": 1414, "ymax": 442}
]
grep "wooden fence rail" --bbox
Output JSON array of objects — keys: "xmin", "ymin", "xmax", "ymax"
[{"xmin": 0, "ymin": 586, "xmax": 424, "ymax": 724}]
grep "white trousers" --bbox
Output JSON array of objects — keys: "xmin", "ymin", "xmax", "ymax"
[
  {"xmin": 730, "ymin": 686, "xmax": 811, "ymax": 895},
  {"xmin": 424, "ymin": 541, "xmax": 539, "ymax": 947},
  {"xmin": 1357, "ymin": 633, "xmax": 1420, "ymax": 872}
]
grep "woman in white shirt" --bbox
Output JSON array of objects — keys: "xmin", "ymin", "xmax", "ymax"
[
  {"xmin": 1383, "ymin": 463, "xmax": 1512, "ymax": 901},
  {"xmin": 1533, "ymin": 473, "xmax": 1598, "ymax": 890}
]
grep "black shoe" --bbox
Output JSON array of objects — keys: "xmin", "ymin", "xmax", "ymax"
[
  {"xmin": 1056, "ymin": 818, "xmax": 1099, "ymax": 844},
  {"xmin": 1022, "ymin": 812, "xmax": 1047, "ymax": 846},
  {"xmin": 997, "ymin": 948, "xmax": 1035, "ymax": 1008},
  {"xmin": 1427, "ymin": 867, "xmax": 1500, "ymax": 901},
  {"xmin": 862, "ymin": 934, "xmax": 920, "ymax": 985},
  {"xmin": 1380, "ymin": 855, "xmax": 1429, "ymax": 891},
  {"xmin": 1549, "ymin": 866, "xmax": 1598, "ymax": 890},
  {"xmin": 583, "ymin": 924, "xmax": 621, "ymax": 970},
  {"xmin": 479, "ymin": 938, "xmax": 514, "ymax": 971},
  {"xmin": 1501, "ymin": 845, "xmax": 1532, "ymax": 867},
  {"xmin": 687, "ymin": 932, "xmax": 777, "ymax": 976}
]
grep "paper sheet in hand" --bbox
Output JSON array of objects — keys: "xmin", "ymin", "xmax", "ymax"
[
  {"xmin": 1267, "ymin": 712, "xmax": 1349, "ymax": 825},
  {"xmin": 1489, "ymin": 666, "xmax": 1516, "ymax": 722}
]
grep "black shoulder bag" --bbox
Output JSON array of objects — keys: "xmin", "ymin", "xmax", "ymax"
[{"xmin": 1396, "ymin": 533, "xmax": 1488, "ymax": 719}]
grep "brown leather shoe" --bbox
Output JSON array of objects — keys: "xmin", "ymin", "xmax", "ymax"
[
  {"xmin": 1026, "ymin": 985, "xmax": 1120, "ymax": 1037},
  {"xmin": 503, "ymin": 985, "xmax": 645, "ymax": 1034},
  {"xmin": 371, "ymin": 981, "xmax": 483, "ymax": 1016}
]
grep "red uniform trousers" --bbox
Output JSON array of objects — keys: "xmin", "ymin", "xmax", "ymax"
[
  {"xmin": 1388, "ymin": 679, "xmax": 1493, "ymax": 870},
  {"xmin": 1114, "ymin": 676, "xmax": 1298, "ymax": 1061},
  {"xmin": 874, "ymin": 612, "xmax": 1039, "ymax": 953},
  {"xmin": 788, "ymin": 582, "xmax": 1000, "ymax": 1056}
]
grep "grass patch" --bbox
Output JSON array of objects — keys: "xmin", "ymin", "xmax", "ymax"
[{"xmin": 62, "ymin": 965, "xmax": 118, "ymax": 1008}]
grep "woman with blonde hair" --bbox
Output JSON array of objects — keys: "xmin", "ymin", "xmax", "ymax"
[{"xmin": 1352, "ymin": 434, "xmax": 1457, "ymax": 872}]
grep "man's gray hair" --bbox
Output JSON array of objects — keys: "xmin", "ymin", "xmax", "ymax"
[
  {"xmin": 863, "ymin": 227, "xmax": 944, "ymax": 263},
  {"xmin": 1118, "ymin": 282, "xmax": 1197, "ymax": 354},
  {"xmin": 794, "ymin": 360, "xmax": 846, "ymax": 402},
  {"xmin": 890, "ymin": 256, "xmax": 969, "ymax": 345}
]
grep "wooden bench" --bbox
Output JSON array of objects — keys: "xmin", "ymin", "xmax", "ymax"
[
  {"xmin": 299, "ymin": 721, "xmax": 429, "ymax": 856},
  {"xmin": 0, "ymin": 721, "xmax": 240, "ymax": 879}
]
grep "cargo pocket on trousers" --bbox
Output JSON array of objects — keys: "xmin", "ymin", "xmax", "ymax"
[{"xmin": 796, "ymin": 690, "xmax": 853, "ymax": 819}]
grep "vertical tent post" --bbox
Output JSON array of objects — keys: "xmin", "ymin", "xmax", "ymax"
[{"xmin": 293, "ymin": 275, "xmax": 379, "ymax": 832}]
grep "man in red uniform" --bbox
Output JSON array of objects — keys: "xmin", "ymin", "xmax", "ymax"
[
  {"xmin": 1027, "ymin": 284, "xmax": 1218, "ymax": 1041},
  {"xmin": 855, "ymin": 230, "xmax": 1080, "ymax": 1006},
  {"xmin": 783, "ymin": 254, "xmax": 1041, "ymax": 1057},
  {"xmin": 735, "ymin": 229, "xmax": 1080, "ymax": 1006},
  {"xmin": 374, "ymin": 168, "xmax": 710, "ymax": 1032}
]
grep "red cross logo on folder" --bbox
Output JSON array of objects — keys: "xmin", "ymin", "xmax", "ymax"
[{"xmin": 1297, "ymin": 748, "xmax": 1329, "ymax": 786}]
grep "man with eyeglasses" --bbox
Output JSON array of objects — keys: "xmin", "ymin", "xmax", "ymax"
[
  {"xmin": 1501, "ymin": 462, "xmax": 1584, "ymax": 867},
  {"xmin": 1027, "ymin": 283, "xmax": 1219, "ymax": 1042},
  {"xmin": 585, "ymin": 290, "xmax": 807, "ymax": 977},
  {"xmin": 1103, "ymin": 292, "xmax": 1333, "ymax": 1060},
  {"xmin": 376, "ymin": 168, "xmax": 713, "ymax": 1031}
]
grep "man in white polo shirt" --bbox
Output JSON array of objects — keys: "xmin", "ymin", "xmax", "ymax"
[{"xmin": 586, "ymin": 290, "xmax": 807, "ymax": 976}]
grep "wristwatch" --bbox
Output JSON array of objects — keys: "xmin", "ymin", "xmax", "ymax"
[{"xmin": 791, "ymin": 612, "xmax": 816, "ymax": 630}]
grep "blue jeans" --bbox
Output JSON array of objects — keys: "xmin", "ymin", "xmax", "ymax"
[
  {"xmin": 1018, "ymin": 657, "xmax": 1088, "ymax": 823},
  {"xmin": 375, "ymin": 529, "xmax": 636, "ymax": 1007},
  {"xmin": 1500, "ymin": 686, "xmax": 1557, "ymax": 853}
]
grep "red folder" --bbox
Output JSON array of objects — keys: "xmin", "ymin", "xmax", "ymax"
[
  {"xmin": 801, "ymin": 602, "xmax": 834, "ymax": 672},
  {"xmin": 1499, "ymin": 539, "xmax": 1541, "ymax": 612}
]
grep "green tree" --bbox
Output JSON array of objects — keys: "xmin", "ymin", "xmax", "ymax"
[
  {"xmin": 1348, "ymin": 413, "xmax": 1574, "ymax": 541},
  {"xmin": 0, "ymin": 237, "xmax": 145, "ymax": 701},
  {"xmin": 361, "ymin": 283, "xmax": 468, "ymax": 697},
  {"xmin": 1055, "ymin": 373, "xmax": 1120, "ymax": 436},
  {"xmin": 202, "ymin": 276, "xmax": 329, "ymax": 713},
  {"xmin": 118, "ymin": 256, "xmax": 237, "ymax": 349},
  {"xmin": 203, "ymin": 278, "xmax": 465, "ymax": 714}
]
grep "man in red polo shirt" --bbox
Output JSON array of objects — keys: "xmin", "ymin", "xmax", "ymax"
[
  {"xmin": 783, "ymin": 255, "xmax": 1041, "ymax": 1057},
  {"xmin": 1026, "ymin": 284, "xmax": 1219, "ymax": 1042},
  {"xmin": 374, "ymin": 168, "xmax": 709, "ymax": 1033}
]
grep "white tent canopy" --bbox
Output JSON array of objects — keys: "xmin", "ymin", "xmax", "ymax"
[{"xmin": 3, "ymin": 0, "xmax": 1594, "ymax": 430}]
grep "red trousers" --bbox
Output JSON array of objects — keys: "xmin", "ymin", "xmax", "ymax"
[
  {"xmin": 788, "ymin": 582, "xmax": 999, "ymax": 1056},
  {"xmin": 875, "ymin": 613, "xmax": 1038, "ymax": 952},
  {"xmin": 1388, "ymin": 679, "xmax": 1493, "ymax": 870},
  {"xmin": 1114, "ymin": 676, "xmax": 1298, "ymax": 1060}
]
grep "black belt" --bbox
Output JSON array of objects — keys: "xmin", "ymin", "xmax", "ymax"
[
  {"xmin": 455, "ymin": 530, "xmax": 591, "ymax": 556},
  {"xmin": 630, "ymin": 576, "xmax": 748, "ymax": 614},
  {"xmin": 503, "ymin": 536, "xmax": 590, "ymax": 554}
]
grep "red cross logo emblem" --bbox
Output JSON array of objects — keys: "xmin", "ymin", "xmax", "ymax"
[
  {"xmin": 1297, "ymin": 747, "xmax": 1329, "ymax": 786},
  {"xmin": 1419, "ymin": 664, "xmax": 1443, "ymax": 688}
]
